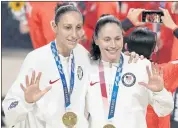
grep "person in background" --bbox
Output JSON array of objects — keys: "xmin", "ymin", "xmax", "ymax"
[
  {"xmin": 153, "ymin": 2, "xmax": 178, "ymax": 63},
  {"xmin": 125, "ymin": 27, "xmax": 178, "ymax": 128}
]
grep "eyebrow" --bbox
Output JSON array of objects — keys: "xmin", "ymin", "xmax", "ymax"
[{"xmin": 63, "ymin": 23, "xmax": 83, "ymax": 26}]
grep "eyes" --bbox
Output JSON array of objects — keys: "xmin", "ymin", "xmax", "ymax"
[
  {"xmin": 103, "ymin": 37, "xmax": 121, "ymax": 42},
  {"xmin": 64, "ymin": 25, "xmax": 82, "ymax": 31}
]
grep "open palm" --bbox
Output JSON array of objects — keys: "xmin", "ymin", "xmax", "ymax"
[
  {"xmin": 138, "ymin": 63, "xmax": 164, "ymax": 92},
  {"xmin": 20, "ymin": 71, "xmax": 52, "ymax": 103}
]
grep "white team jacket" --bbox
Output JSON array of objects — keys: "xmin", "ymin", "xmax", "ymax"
[
  {"xmin": 2, "ymin": 42, "xmax": 90, "ymax": 128},
  {"xmin": 86, "ymin": 54, "xmax": 174, "ymax": 128}
]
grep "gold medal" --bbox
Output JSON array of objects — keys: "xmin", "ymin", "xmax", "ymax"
[
  {"xmin": 62, "ymin": 112, "xmax": 77, "ymax": 128},
  {"xmin": 103, "ymin": 124, "xmax": 116, "ymax": 128}
]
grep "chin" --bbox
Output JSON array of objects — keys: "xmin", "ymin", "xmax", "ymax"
[
  {"xmin": 107, "ymin": 55, "xmax": 118, "ymax": 62},
  {"xmin": 67, "ymin": 43, "xmax": 77, "ymax": 50}
]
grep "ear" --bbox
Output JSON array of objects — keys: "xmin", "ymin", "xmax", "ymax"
[
  {"xmin": 51, "ymin": 20, "xmax": 57, "ymax": 33},
  {"xmin": 124, "ymin": 43, "xmax": 128, "ymax": 51}
]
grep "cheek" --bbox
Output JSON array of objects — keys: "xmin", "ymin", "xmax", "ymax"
[
  {"xmin": 58, "ymin": 29, "xmax": 70, "ymax": 38},
  {"xmin": 116, "ymin": 40, "xmax": 123, "ymax": 48},
  {"xmin": 76, "ymin": 29, "xmax": 84, "ymax": 38},
  {"xmin": 98, "ymin": 40, "xmax": 109, "ymax": 48}
]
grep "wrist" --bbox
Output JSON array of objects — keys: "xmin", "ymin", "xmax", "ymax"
[
  {"xmin": 170, "ymin": 24, "xmax": 178, "ymax": 30},
  {"xmin": 127, "ymin": 17, "xmax": 136, "ymax": 27},
  {"xmin": 152, "ymin": 88, "xmax": 165, "ymax": 95},
  {"xmin": 24, "ymin": 100, "xmax": 35, "ymax": 111}
]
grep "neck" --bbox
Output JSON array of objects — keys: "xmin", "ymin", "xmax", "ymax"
[
  {"xmin": 56, "ymin": 39, "xmax": 71, "ymax": 57},
  {"xmin": 101, "ymin": 53, "xmax": 121, "ymax": 63}
]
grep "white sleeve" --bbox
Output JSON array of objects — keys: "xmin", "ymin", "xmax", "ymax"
[
  {"xmin": 2, "ymin": 52, "xmax": 37, "ymax": 126},
  {"xmin": 148, "ymin": 88, "xmax": 174, "ymax": 117},
  {"xmin": 146, "ymin": 60, "xmax": 174, "ymax": 117}
]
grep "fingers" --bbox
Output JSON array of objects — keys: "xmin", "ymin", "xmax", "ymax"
[
  {"xmin": 30, "ymin": 71, "xmax": 36, "ymax": 85},
  {"xmin": 133, "ymin": 53, "xmax": 139, "ymax": 63},
  {"xmin": 35, "ymin": 72, "xmax": 42, "ymax": 85},
  {"xmin": 151, "ymin": 62, "xmax": 160, "ymax": 75},
  {"xmin": 40, "ymin": 86, "xmax": 52, "ymax": 97},
  {"xmin": 128, "ymin": 52, "xmax": 136, "ymax": 63},
  {"xmin": 140, "ymin": 55, "xmax": 145, "ymax": 60},
  {"xmin": 137, "ymin": 22, "xmax": 146, "ymax": 26},
  {"xmin": 136, "ymin": 8, "xmax": 145, "ymax": 14},
  {"xmin": 20, "ymin": 83, "xmax": 26, "ymax": 92},
  {"xmin": 158, "ymin": 67, "xmax": 164, "ymax": 78},
  {"xmin": 25, "ymin": 75, "xmax": 30, "ymax": 87}
]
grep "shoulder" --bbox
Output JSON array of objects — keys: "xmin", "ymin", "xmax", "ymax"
[
  {"xmin": 73, "ymin": 44, "xmax": 91, "ymax": 64},
  {"xmin": 74, "ymin": 44, "xmax": 89, "ymax": 55},
  {"xmin": 26, "ymin": 43, "xmax": 52, "ymax": 63}
]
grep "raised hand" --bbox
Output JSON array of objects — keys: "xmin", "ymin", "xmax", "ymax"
[
  {"xmin": 124, "ymin": 51, "xmax": 145, "ymax": 63},
  {"xmin": 127, "ymin": 8, "xmax": 145, "ymax": 26},
  {"xmin": 138, "ymin": 63, "xmax": 164, "ymax": 92},
  {"xmin": 20, "ymin": 71, "xmax": 52, "ymax": 103},
  {"xmin": 159, "ymin": 7, "xmax": 177, "ymax": 30}
]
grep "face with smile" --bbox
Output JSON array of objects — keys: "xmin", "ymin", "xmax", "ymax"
[
  {"xmin": 95, "ymin": 23, "xmax": 123, "ymax": 63},
  {"xmin": 52, "ymin": 11, "xmax": 83, "ymax": 56}
]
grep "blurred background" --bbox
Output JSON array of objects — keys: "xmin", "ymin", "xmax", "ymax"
[{"xmin": 1, "ymin": 1, "xmax": 178, "ymax": 128}]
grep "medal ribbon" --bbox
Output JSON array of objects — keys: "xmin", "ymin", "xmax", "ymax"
[
  {"xmin": 99, "ymin": 54, "xmax": 124, "ymax": 120},
  {"xmin": 51, "ymin": 41, "xmax": 75, "ymax": 108}
]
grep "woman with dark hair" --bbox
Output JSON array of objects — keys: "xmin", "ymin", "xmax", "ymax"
[
  {"xmin": 2, "ymin": 3, "xmax": 151, "ymax": 128},
  {"xmin": 2, "ymin": 3, "xmax": 90, "ymax": 128},
  {"xmin": 86, "ymin": 14, "xmax": 174, "ymax": 128}
]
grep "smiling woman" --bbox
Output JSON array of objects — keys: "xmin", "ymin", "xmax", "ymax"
[
  {"xmin": 86, "ymin": 14, "xmax": 174, "ymax": 128},
  {"xmin": 2, "ymin": 3, "xmax": 90, "ymax": 128},
  {"xmin": 91, "ymin": 14, "xmax": 123, "ymax": 63}
]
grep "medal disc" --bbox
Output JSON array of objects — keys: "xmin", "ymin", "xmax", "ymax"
[
  {"xmin": 103, "ymin": 124, "xmax": 116, "ymax": 128},
  {"xmin": 62, "ymin": 112, "xmax": 77, "ymax": 127}
]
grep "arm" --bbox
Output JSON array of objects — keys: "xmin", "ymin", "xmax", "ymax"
[
  {"xmin": 27, "ymin": 3, "xmax": 49, "ymax": 49},
  {"xmin": 148, "ymin": 88, "xmax": 174, "ymax": 117},
  {"xmin": 121, "ymin": 8, "xmax": 145, "ymax": 32},
  {"xmin": 2, "ymin": 53, "xmax": 35, "ymax": 126},
  {"xmin": 121, "ymin": 18, "xmax": 134, "ymax": 32},
  {"xmin": 146, "ymin": 61, "xmax": 174, "ymax": 117},
  {"xmin": 39, "ymin": 3, "xmax": 56, "ymax": 44},
  {"xmin": 138, "ymin": 60, "xmax": 174, "ymax": 117},
  {"xmin": 159, "ymin": 7, "xmax": 178, "ymax": 39}
]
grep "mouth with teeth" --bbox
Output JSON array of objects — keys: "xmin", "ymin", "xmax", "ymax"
[
  {"xmin": 105, "ymin": 48, "xmax": 119, "ymax": 54},
  {"xmin": 67, "ymin": 39, "xmax": 77, "ymax": 45}
]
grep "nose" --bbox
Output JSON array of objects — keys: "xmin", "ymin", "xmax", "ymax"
[
  {"xmin": 110, "ymin": 40, "xmax": 116, "ymax": 48},
  {"xmin": 71, "ymin": 29, "xmax": 78, "ymax": 40}
]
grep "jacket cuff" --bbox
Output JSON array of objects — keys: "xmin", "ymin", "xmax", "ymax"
[
  {"xmin": 173, "ymin": 27, "xmax": 178, "ymax": 39},
  {"xmin": 24, "ymin": 100, "xmax": 35, "ymax": 111},
  {"xmin": 152, "ymin": 88, "xmax": 167, "ymax": 96},
  {"xmin": 121, "ymin": 18, "xmax": 134, "ymax": 32}
]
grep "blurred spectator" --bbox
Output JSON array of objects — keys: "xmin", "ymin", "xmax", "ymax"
[
  {"xmin": 25, "ymin": 2, "xmax": 59, "ymax": 49},
  {"xmin": 8, "ymin": 2, "xmax": 60, "ymax": 49},
  {"xmin": 2, "ymin": 2, "xmax": 32, "ymax": 49},
  {"xmin": 152, "ymin": 2, "xmax": 178, "ymax": 63},
  {"xmin": 117, "ymin": 1, "xmax": 160, "ymax": 35},
  {"xmin": 80, "ymin": 2, "xmax": 119, "ymax": 51}
]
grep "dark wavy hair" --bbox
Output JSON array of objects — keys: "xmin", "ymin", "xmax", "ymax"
[
  {"xmin": 125, "ymin": 27, "xmax": 157, "ymax": 59},
  {"xmin": 54, "ymin": 3, "xmax": 83, "ymax": 24},
  {"xmin": 90, "ymin": 14, "xmax": 123, "ymax": 61}
]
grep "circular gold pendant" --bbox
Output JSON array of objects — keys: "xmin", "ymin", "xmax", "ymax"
[
  {"xmin": 103, "ymin": 124, "xmax": 116, "ymax": 128},
  {"xmin": 62, "ymin": 112, "xmax": 77, "ymax": 128}
]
